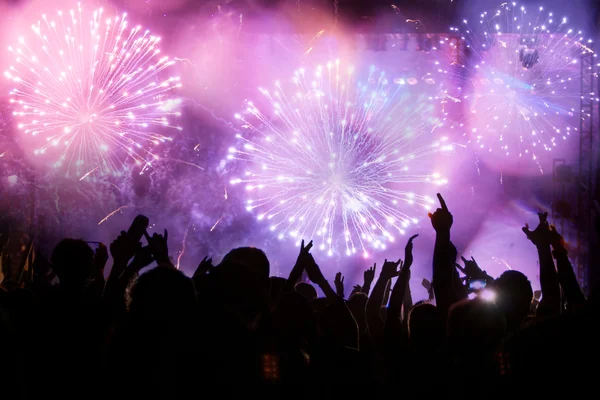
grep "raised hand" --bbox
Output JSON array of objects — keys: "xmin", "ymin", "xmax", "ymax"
[
  {"xmin": 381, "ymin": 258, "xmax": 403, "ymax": 279},
  {"xmin": 295, "ymin": 240, "xmax": 313, "ymax": 266},
  {"xmin": 363, "ymin": 263, "xmax": 376, "ymax": 285},
  {"xmin": 428, "ymin": 193, "xmax": 453, "ymax": 233},
  {"xmin": 194, "ymin": 256, "xmax": 214, "ymax": 277},
  {"xmin": 350, "ymin": 284, "xmax": 362, "ymax": 296},
  {"xmin": 110, "ymin": 231, "xmax": 138, "ymax": 264},
  {"xmin": 93, "ymin": 243, "xmax": 109, "ymax": 273},
  {"xmin": 285, "ymin": 240, "xmax": 315, "ymax": 292},
  {"xmin": 454, "ymin": 256, "xmax": 481, "ymax": 277},
  {"xmin": 334, "ymin": 272, "xmax": 345, "ymax": 298},
  {"xmin": 302, "ymin": 248, "xmax": 337, "ymax": 300},
  {"xmin": 522, "ymin": 212, "xmax": 550, "ymax": 247},
  {"xmin": 145, "ymin": 229, "xmax": 170, "ymax": 265},
  {"xmin": 296, "ymin": 240, "xmax": 325, "ymax": 283},
  {"xmin": 404, "ymin": 234, "xmax": 418, "ymax": 269},
  {"xmin": 130, "ymin": 245, "xmax": 154, "ymax": 270}
]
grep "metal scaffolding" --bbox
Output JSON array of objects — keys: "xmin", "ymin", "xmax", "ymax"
[{"xmin": 577, "ymin": 47, "xmax": 597, "ymax": 295}]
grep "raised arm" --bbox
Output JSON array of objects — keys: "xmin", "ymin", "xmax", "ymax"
[
  {"xmin": 87, "ymin": 243, "xmax": 109, "ymax": 300},
  {"xmin": 386, "ymin": 235, "xmax": 418, "ymax": 335},
  {"xmin": 304, "ymin": 251, "xmax": 337, "ymax": 301},
  {"xmin": 387, "ymin": 235, "xmax": 418, "ymax": 325},
  {"xmin": 305, "ymin": 251, "xmax": 358, "ymax": 349},
  {"xmin": 192, "ymin": 256, "xmax": 214, "ymax": 292},
  {"xmin": 361, "ymin": 264, "xmax": 376, "ymax": 295},
  {"xmin": 334, "ymin": 272, "xmax": 345, "ymax": 299},
  {"xmin": 105, "ymin": 231, "xmax": 138, "ymax": 303},
  {"xmin": 429, "ymin": 193, "xmax": 462, "ymax": 315},
  {"xmin": 522, "ymin": 212, "xmax": 561, "ymax": 317},
  {"xmin": 402, "ymin": 277, "xmax": 413, "ymax": 321},
  {"xmin": 549, "ymin": 225, "xmax": 585, "ymax": 309},
  {"xmin": 283, "ymin": 240, "xmax": 313, "ymax": 293},
  {"xmin": 366, "ymin": 259, "xmax": 401, "ymax": 340}
]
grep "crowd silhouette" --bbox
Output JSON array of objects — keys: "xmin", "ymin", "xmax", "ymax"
[{"xmin": 0, "ymin": 193, "xmax": 598, "ymax": 398}]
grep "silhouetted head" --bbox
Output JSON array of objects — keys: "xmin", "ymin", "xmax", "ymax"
[
  {"xmin": 295, "ymin": 282, "xmax": 317, "ymax": 302},
  {"xmin": 493, "ymin": 270, "xmax": 533, "ymax": 329},
  {"xmin": 50, "ymin": 239, "xmax": 94, "ymax": 291},
  {"xmin": 347, "ymin": 292, "xmax": 368, "ymax": 326},
  {"xmin": 408, "ymin": 302, "xmax": 444, "ymax": 351},
  {"xmin": 271, "ymin": 291, "xmax": 316, "ymax": 345},
  {"xmin": 129, "ymin": 266, "xmax": 196, "ymax": 322},
  {"xmin": 221, "ymin": 247, "xmax": 270, "ymax": 279},
  {"xmin": 210, "ymin": 250, "xmax": 271, "ymax": 320},
  {"xmin": 269, "ymin": 276, "xmax": 287, "ymax": 300},
  {"xmin": 447, "ymin": 298, "xmax": 506, "ymax": 364}
]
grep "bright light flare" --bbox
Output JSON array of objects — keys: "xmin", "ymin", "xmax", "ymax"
[
  {"xmin": 5, "ymin": 4, "xmax": 182, "ymax": 178},
  {"xmin": 229, "ymin": 60, "xmax": 451, "ymax": 256}
]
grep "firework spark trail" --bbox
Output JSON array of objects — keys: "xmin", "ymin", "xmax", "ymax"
[
  {"xmin": 164, "ymin": 158, "xmax": 205, "ymax": 170},
  {"xmin": 54, "ymin": 189, "xmax": 60, "ymax": 212},
  {"xmin": 333, "ymin": 0, "xmax": 339, "ymax": 25},
  {"xmin": 79, "ymin": 166, "xmax": 99, "ymax": 181},
  {"xmin": 98, "ymin": 205, "xmax": 133, "ymax": 225},
  {"xmin": 176, "ymin": 225, "xmax": 189, "ymax": 270},
  {"xmin": 174, "ymin": 57, "xmax": 194, "ymax": 64},
  {"xmin": 229, "ymin": 60, "xmax": 453, "ymax": 257},
  {"xmin": 175, "ymin": 57, "xmax": 202, "ymax": 80},
  {"xmin": 449, "ymin": 2, "xmax": 591, "ymax": 163},
  {"xmin": 303, "ymin": 30, "xmax": 325, "ymax": 59},
  {"xmin": 493, "ymin": 256, "xmax": 512, "ymax": 270},
  {"xmin": 140, "ymin": 163, "xmax": 151, "ymax": 175},
  {"xmin": 4, "ymin": 3, "xmax": 183, "ymax": 178},
  {"xmin": 210, "ymin": 215, "xmax": 224, "ymax": 232},
  {"xmin": 107, "ymin": 182, "xmax": 122, "ymax": 192},
  {"xmin": 136, "ymin": 156, "xmax": 204, "ymax": 174},
  {"xmin": 192, "ymin": 101, "xmax": 238, "ymax": 129}
]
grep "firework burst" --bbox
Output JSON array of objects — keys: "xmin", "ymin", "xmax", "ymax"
[
  {"xmin": 450, "ymin": 2, "xmax": 592, "ymax": 165},
  {"xmin": 4, "ymin": 3, "xmax": 182, "ymax": 178},
  {"xmin": 228, "ymin": 60, "xmax": 453, "ymax": 257}
]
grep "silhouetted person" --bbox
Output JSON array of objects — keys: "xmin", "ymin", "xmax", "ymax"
[
  {"xmin": 493, "ymin": 270, "xmax": 533, "ymax": 334},
  {"xmin": 295, "ymin": 281, "xmax": 318, "ymax": 302}
]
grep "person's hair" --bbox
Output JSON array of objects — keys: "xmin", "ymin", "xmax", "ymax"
[
  {"xmin": 407, "ymin": 302, "xmax": 444, "ymax": 350},
  {"xmin": 221, "ymin": 247, "xmax": 270, "ymax": 279},
  {"xmin": 50, "ymin": 239, "xmax": 94, "ymax": 288},
  {"xmin": 347, "ymin": 292, "xmax": 368, "ymax": 328},
  {"xmin": 347, "ymin": 292, "xmax": 368, "ymax": 306},
  {"xmin": 295, "ymin": 282, "xmax": 318, "ymax": 302},
  {"xmin": 129, "ymin": 266, "xmax": 196, "ymax": 320},
  {"xmin": 447, "ymin": 298, "xmax": 506, "ymax": 358},
  {"xmin": 493, "ymin": 270, "xmax": 533, "ymax": 326}
]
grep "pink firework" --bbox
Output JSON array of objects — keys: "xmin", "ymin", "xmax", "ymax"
[{"xmin": 4, "ymin": 3, "xmax": 183, "ymax": 178}]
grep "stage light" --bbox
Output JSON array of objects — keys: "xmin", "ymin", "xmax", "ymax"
[
  {"xmin": 400, "ymin": 34, "xmax": 409, "ymax": 50},
  {"xmin": 418, "ymin": 35, "xmax": 432, "ymax": 52},
  {"xmin": 519, "ymin": 46, "xmax": 539, "ymax": 69},
  {"xmin": 555, "ymin": 165, "xmax": 574, "ymax": 182},
  {"xmin": 366, "ymin": 35, "xmax": 387, "ymax": 52},
  {"xmin": 480, "ymin": 289, "xmax": 496, "ymax": 302}
]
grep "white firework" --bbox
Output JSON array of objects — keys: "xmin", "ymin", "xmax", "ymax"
[
  {"xmin": 228, "ymin": 60, "xmax": 453, "ymax": 257},
  {"xmin": 450, "ymin": 1, "xmax": 592, "ymax": 164}
]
